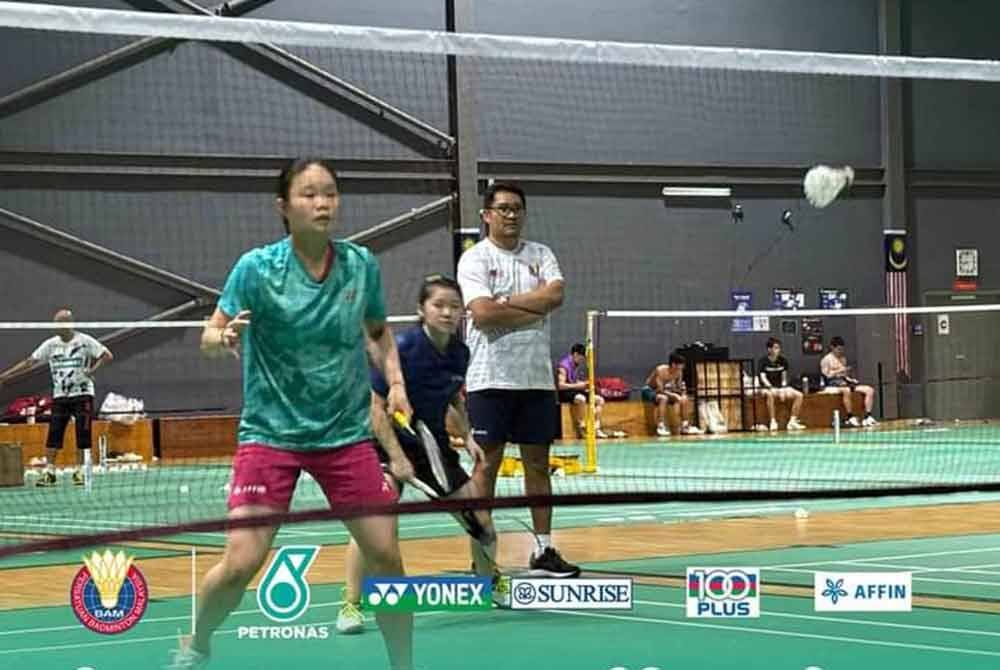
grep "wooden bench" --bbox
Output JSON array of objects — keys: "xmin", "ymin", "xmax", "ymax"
[
  {"xmin": 743, "ymin": 391, "xmax": 866, "ymax": 430},
  {"xmin": 157, "ymin": 415, "xmax": 238, "ymax": 459},
  {"xmin": 559, "ymin": 391, "xmax": 866, "ymax": 437}
]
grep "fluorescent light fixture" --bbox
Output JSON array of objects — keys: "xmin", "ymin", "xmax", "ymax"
[{"xmin": 661, "ymin": 186, "xmax": 732, "ymax": 197}]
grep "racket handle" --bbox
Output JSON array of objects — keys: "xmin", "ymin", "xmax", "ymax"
[{"xmin": 393, "ymin": 411, "xmax": 416, "ymax": 435}]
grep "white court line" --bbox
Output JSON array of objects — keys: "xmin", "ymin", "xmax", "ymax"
[
  {"xmin": 546, "ymin": 610, "xmax": 1000, "ymax": 658},
  {"xmin": 764, "ymin": 566, "xmax": 1000, "ymax": 588},
  {"xmin": 829, "ymin": 560, "xmax": 1000, "ymax": 576},
  {"xmin": 766, "ymin": 545, "xmax": 1000, "ymax": 570},
  {"xmin": 0, "ymin": 610, "xmax": 447, "ymax": 655},
  {"xmin": 635, "ymin": 600, "xmax": 1000, "ymax": 639},
  {"xmin": 673, "ymin": 505, "xmax": 800, "ymax": 518},
  {"xmin": 0, "ymin": 600, "xmax": 345, "ymax": 637}
]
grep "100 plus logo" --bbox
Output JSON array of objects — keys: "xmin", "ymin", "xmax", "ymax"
[{"xmin": 686, "ymin": 567, "xmax": 760, "ymax": 618}]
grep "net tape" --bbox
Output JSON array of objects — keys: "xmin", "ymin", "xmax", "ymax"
[{"xmin": 2, "ymin": 1, "xmax": 1000, "ymax": 82}]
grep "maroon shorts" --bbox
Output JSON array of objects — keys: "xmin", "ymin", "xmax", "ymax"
[{"xmin": 227, "ymin": 441, "xmax": 397, "ymax": 511}]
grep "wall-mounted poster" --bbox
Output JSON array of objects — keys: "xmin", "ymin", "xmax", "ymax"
[
  {"xmin": 731, "ymin": 291, "xmax": 753, "ymax": 333},
  {"xmin": 819, "ymin": 289, "xmax": 848, "ymax": 310},
  {"xmin": 801, "ymin": 317, "xmax": 824, "ymax": 354},
  {"xmin": 773, "ymin": 288, "xmax": 805, "ymax": 310}
]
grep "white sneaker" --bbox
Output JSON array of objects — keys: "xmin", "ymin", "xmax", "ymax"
[
  {"xmin": 681, "ymin": 424, "xmax": 703, "ymax": 435},
  {"xmin": 336, "ymin": 600, "xmax": 365, "ymax": 635},
  {"xmin": 769, "ymin": 419, "xmax": 778, "ymax": 432},
  {"xmin": 595, "ymin": 428, "xmax": 609, "ymax": 439},
  {"xmin": 656, "ymin": 424, "xmax": 670, "ymax": 437},
  {"xmin": 845, "ymin": 416, "xmax": 861, "ymax": 428},
  {"xmin": 862, "ymin": 415, "xmax": 879, "ymax": 427},
  {"xmin": 787, "ymin": 417, "xmax": 806, "ymax": 431}
]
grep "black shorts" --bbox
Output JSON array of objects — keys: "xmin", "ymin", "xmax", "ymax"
[
  {"xmin": 375, "ymin": 428, "xmax": 469, "ymax": 498},
  {"xmin": 46, "ymin": 395, "xmax": 94, "ymax": 450},
  {"xmin": 468, "ymin": 389, "xmax": 558, "ymax": 446},
  {"xmin": 558, "ymin": 389, "xmax": 592, "ymax": 404}
]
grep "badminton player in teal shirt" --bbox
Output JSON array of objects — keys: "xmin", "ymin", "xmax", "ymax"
[{"xmin": 167, "ymin": 158, "xmax": 415, "ymax": 670}]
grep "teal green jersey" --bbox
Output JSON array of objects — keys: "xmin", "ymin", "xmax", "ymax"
[{"xmin": 218, "ymin": 238, "xmax": 386, "ymax": 450}]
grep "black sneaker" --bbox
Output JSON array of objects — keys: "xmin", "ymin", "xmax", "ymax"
[
  {"xmin": 528, "ymin": 547, "xmax": 581, "ymax": 578},
  {"xmin": 35, "ymin": 471, "xmax": 57, "ymax": 487},
  {"xmin": 72, "ymin": 470, "xmax": 85, "ymax": 486}
]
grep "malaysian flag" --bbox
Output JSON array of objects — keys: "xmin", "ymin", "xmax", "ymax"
[{"xmin": 885, "ymin": 230, "xmax": 909, "ymax": 379}]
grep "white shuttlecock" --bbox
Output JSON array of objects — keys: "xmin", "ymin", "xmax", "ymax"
[
  {"xmin": 804, "ymin": 165, "xmax": 854, "ymax": 208},
  {"xmin": 179, "ymin": 484, "xmax": 190, "ymax": 494}
]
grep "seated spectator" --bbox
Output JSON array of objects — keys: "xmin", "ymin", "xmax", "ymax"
[
  {"xmin": 820, "ymin": 336, "xmax": 878, "ymax": 428},
  {"xmin": 556, "ymin": 343, "xmax": 607, "ymax": 439},
  {"xmin": 641, "ymin": 353, "xmax": 702, "ymax": 437},
  {"xmin": 758, "ymin": 337, "xmax": 805, "ymax": 432}
]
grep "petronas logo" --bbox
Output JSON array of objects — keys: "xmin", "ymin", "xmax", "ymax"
[{"xmin": 257, "ymin": 546, "xmax": 319, "ymax": 623}]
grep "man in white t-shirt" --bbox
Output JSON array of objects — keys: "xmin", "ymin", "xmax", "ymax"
[
  {"xmin": 0, "ymin": 309, "xmax": 113, "ymax": 486},
  {"xmin": 457, "ymin": 181, "xmax": 579, "ymax": 578}
]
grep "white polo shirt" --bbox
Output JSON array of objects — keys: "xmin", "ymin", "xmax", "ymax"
[{"xmin": 457, "ymin": 237, "xmax": 563, "ymax": 392}]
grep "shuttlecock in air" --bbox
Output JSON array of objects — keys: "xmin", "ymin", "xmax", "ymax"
[{"xmin": 804, "ymin": 165, "xmax": 854, "ymax": 208}]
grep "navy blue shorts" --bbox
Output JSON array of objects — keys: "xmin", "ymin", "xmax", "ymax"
[{"xmin": 468, "ymin": 389, "xmax": 558, "ymax": 446}]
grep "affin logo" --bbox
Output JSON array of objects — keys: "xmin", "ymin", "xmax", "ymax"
[
  {"xmin": 814, "ymin": 572, "xmax": 912, "ymax": 612},
  {"xmin": 257, "ymin": 546, "xmax": 319, "ymax": 623},
  {"xmin": 363, "ymin": 576, "xmax": 492, "ymax": 612}
]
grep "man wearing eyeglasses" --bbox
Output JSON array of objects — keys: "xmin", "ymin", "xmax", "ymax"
[{"xmin": 456, "ymin": 181, "xmax": 579, "ymax": 578}]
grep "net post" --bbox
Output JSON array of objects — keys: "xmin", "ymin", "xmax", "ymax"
[
  {"xmin": 584, "ymin": 310, "xmax": 600, "ymax": 473},
  {"xmin": 83, "ymin": 447, "xmax": 92, "ymax": 493},
  {"xmin": 833, "ymin": 410, "xmax": 841, "ymax": 444},
  {"xmin": 191, "ymin": 546, "xmax": 197, "ymax": 635}
]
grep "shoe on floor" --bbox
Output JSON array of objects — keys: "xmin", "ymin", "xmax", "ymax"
[
  {"xmin": 72, "ymin": 470, "xmax": 85, "ymax": 486},
  {"xmin": 862, "ymin": 415, "xmax": 879, "ymax": 427},
  {"xmin": 336, "ymin": 600, "xmax": 365, "ymax": 635},
  {"xmin": 35, "ymin": 471, "xmax": 56, "ymax": 487},
  {"xmin": 163, "ymin": 638, "xmax": 209, "ymax": 670},
  {"xmin": 845, "ymin": 416, "xmax": 861, "ymax": 428},
  {"xmin": 492, "ymin": 572, "xmax": 512, "ymax": 608},
  {"xmin": 656, "ymin": 424, "xmax": 670, "ymax": 437},
  {"xmin": 681, "ymin": 424, "xmax": 703, "ymax": 435},
  {"xmin": 786, "ymin": 417, "xmax": 806, "ymax": 431},
  {"xmin": 769, "ymin": 419, "xmax": 778, "ymax": 432},
  {"xmin": 529, "ymin": 547, "xmax": 581, "ymax": 578}
]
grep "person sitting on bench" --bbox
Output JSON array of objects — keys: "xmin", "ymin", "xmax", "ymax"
[
  {"xmin": 641, "ymin": 353, "xmax": 702, "ymax": 437},
  {"xmin": 820, "ymin": 336, "xmax": 878, "ymax": 428},
  {"xmin": 758, "ymin": 337, "xmax": 806, "ymax": 432},
  {"xmin": 555, "ymin": 343, "xmax": 607, "ymax": 439}
]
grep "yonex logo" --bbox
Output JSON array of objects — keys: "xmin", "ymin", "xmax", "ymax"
[
  {"xmin": 362, "ymin": 576, "xmax": 491, "ymax": 612},
  {"xmin": 366, "ymin": 582, "xmax": 410, "ymax": 607}
]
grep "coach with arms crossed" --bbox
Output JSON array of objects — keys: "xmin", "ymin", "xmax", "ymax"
[{"xmin": 458, "ymin": 181, "xmax": 579, "ymax": 578}]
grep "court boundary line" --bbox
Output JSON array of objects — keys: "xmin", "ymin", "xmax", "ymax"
[
  {"xmin": 549, "ymin": 610, "xmax": 1000, "ymax": 657},
  {"xmin": 636, "ymin": 600, "xmax": 1000, "ymax": 638}
]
